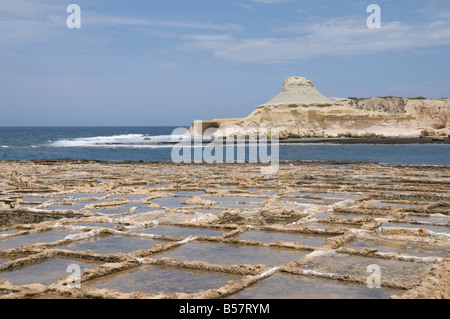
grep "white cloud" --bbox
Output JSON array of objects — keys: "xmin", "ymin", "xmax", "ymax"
[
  {"xmin": 0, "ymin": 2, "xmax": 242, "ymax": 53},
  {"xmin": 250, "ymin": 0, "xmax": 290, "ymax": 3},
  {"xmin": 82, "ymin": 14, "xmax": 242, "ymax": 32},
  {"xmin": 2, "ymin": 1, "xmax": 450, "ymax": 66},
  {"xmin": 237, "ymin": 0, "xmax": 289, "ymax": 11},
  {"xmin": 0, "ymin": 0, "xmax": 61, "ymax": 18},
  {"xmin": 0, "ymin": 1, "xmax": 64, "ymax": 46},
  {"xmin": 180, "ymin": 17, "xmax": 450, "ymax": 63},
  {"xmin": 236, "ymin": 3, "xmax": 255, "ymax": 11}
]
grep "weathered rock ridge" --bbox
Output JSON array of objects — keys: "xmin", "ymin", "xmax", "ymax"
[{"xmin": 190, "ymin": 76, "xmax": 449, "ymax": 139}]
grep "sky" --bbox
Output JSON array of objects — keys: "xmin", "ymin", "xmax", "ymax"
[{"xmin": 0, "ymin": 0, "xmax": 449, "ymax": 126}]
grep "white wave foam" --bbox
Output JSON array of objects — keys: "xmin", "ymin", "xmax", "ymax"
[
  {"xmin": 0, "ymin": 145, "xmax": 9, "ymax": 148},
  {"xmin": 48, "ymin": 134, "xmax": 189, "ymax": 148}
]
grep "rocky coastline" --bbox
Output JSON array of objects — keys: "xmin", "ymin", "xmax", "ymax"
[{"xmin": 189, "ymin": 77, "xmax": 449, "ymax": 141}]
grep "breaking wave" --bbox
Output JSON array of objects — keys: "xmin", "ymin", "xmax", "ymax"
[{"xmin": 48, "ymin": 134, "xmax": 190, "ymax": 148}]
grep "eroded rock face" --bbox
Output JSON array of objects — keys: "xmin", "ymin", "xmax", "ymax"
[
  {"xmin": 259, "ymin": 76, "xmax": 333, "ymax": 108},
  {"xmin": 190, "ymin": 77, "xmax": 449, "ymax": 139},
  {"xmin": 335, "ymin": 97, "xmax": 450, "ymax": 132},
  {"xmin": 344, "ymin": 97, "xmax": 409, "ymax": 114},
  {"xmin": 408, "ymin": 99, "xmax": 450, "ymax": 130}
]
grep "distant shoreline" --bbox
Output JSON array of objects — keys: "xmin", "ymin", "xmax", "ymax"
[
  {"xmin": 69, "ymin": 136, "xmax": 450, "ymax": 146},
  {"xmin": 278, "ymin": 136, "xmax": 450, "ymax": 145},
  {"xmin": 187, "ymin": 136, "xmax": 450, "ymax": 145}
]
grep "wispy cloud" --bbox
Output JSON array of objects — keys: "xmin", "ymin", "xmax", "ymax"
[
  {"xmin": 82, "ymin": 14, "xmax": 242, "ymax": 32},
  {"xmin": 0, "ymin": 0, "xmax": 61, "ymax": 18},
  {"xmin": 236, "ymin": 0, "xmax": 289, "ymax": 12},
  {"xmin": 0, "ymin": 1, "xmax": 64, "ymax": 47},
  {"xmin": 2, "ymin": 1, "xmax": 450, "ymax": 66},
  {"xmin": 0, "ymin": 2, "xmax": 242, "ymax": 53},
  {"xmin": 236, "ymin": 3, "xmax": 255, "ymax": 12},
  {"xmin": 180, "ymin": 17, "xmax": 450, "ymax": 63},
  {"xmin": 249, "ymin": 0, "xmax": 290, "ymax": 3}
]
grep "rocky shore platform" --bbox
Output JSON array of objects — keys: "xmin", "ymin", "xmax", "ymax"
[
  {"xmin": 279, "ymin": 136, "xmax": 450, "ymax": 144},
  {"xmin": 0, "ymin": 160, "xmax": 448, "ymax": 299}
]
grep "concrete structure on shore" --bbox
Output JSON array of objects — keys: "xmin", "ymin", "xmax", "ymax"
[{"xmin": 190, "ymin": 76, "xmax": 449, "ymax": 139}]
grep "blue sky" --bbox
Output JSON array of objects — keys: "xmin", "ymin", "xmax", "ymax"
[{"xmin": 1, "ymin": 0, "xmax": 449, "ymax": 126}]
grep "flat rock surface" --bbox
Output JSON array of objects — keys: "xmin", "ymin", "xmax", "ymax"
[{"xmin": 0, "ymin": 160, "xmax": 448, "ymax": 299}]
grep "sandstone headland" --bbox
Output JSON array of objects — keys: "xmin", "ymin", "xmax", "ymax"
[{"xmin": 190, "ymin": 77, "xmax": 449, "ymax": 140}]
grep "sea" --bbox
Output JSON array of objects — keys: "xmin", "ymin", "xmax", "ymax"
[{"xmin": 0, "ymin": 127, "xmax": 449, "ymax": 166}]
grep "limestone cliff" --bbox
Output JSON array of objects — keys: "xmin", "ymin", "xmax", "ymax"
[
  {"xmin": 190, "ymin": 76, "xmax": 449, "ymax": 139},
  {"xmin": 336, "ymin": 97, "xmax": 450, "ymax": 130},
  {"xmin": 259, "ymin": 76, "xmax": 333, "ymax": 108}
]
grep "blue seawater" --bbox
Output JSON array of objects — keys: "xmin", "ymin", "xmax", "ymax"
[{"xmin": 0, "ymin": 127, "xmax": 449, "ymax": 165}]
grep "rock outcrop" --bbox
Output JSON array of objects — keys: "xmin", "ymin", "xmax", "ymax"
[
  {"xmin": 190, "ymin": 77, "xmax": 449, "ymax": 139},
  {"xmin": 259, "ymin": 76, "xmax": 333, "ymax": 108}
]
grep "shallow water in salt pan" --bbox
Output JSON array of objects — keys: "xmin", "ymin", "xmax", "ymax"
[
  {"xmin": 138, "ymin": 225, "xmax": 223, "ymax": 238},
  {"xmin": 368, "ymin": 202, "xmax": 413, "ymax": 209},
  {"xmin": 85, "ymin": 265, "xmax": 241, "ymax": 295},
  {"xmin": 405, "ymin": 215, "xmax": 450, "ymax": 225},
  {"xmin": 90, "ymin": 207, "xmax": 131, "ymax": 215},
  {"xmin": 120, "ymin": 202, "xmax": 149, "ymax": 208},
  {"xmin": 151, "ymin": 197, "xmax": 190, "ymax": 208},
  {"xmin": 0, "ymin": 231, "xmax": 74, "ymax": 249},
  {"xmin": 232, "ymin": 274, "xmax": 402, "ymax": 299},
  {"xmin": 58, "ymin": 236, "xmax": 166, "ymax": 254},
  {"xmin": 381, "ymin": 222, "xmax": 449, "ymax": 234},
  {"xmin": 0, "ymin": 258, "xmax": 100, "ymax": 286},
  {"xmin": 347, "ymin": 237, "xmax": 450, "ymax": 258},
  {"xmin": 118, "ymin": 195, "xmax": 146, "ymax": 201},
  {"xmin": 302, "ymin": 252, "xmax": 434, "ymax": 283},
  {"xmin": 237, "ymin": 231, "xmax": 327, "ymax": 247},
  {"xmin": 173, "ymin": 191, "xmax": 205, "ymax": 196},
  {"xmin": 159, "ymin": 242, "xmax": 306, "ymax": 266}
]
